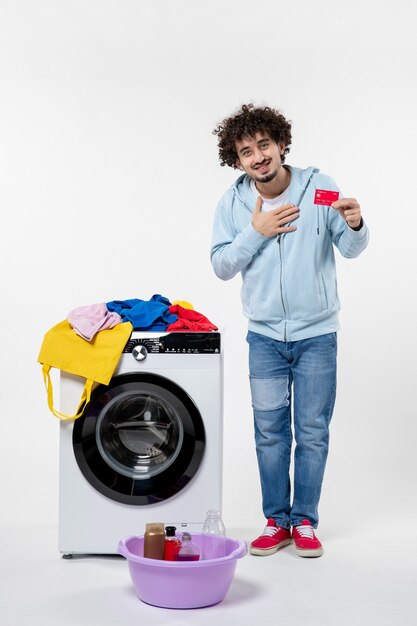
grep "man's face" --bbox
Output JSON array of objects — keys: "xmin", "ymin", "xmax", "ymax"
[{"xmin": 235, "ymin": 131, "xmax": 285, "ymax": 184}]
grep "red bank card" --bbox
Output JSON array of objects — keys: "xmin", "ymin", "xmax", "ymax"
[{"xmin": 314, "ymin": 189, "xmax": 340, "ymax": 206}]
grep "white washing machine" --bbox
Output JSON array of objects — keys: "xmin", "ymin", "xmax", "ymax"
[{"xmin": 59, "ymin": 331, "xmax": 223, "ymax": 556}]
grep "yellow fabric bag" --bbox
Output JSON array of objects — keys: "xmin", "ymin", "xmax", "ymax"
[{"xmin": 38, "ymin": 320, "xmax": 133, "ymax": 420}]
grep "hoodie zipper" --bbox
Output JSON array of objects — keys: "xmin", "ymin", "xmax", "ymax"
[
  {"xmin": 277, "ymin": 236, "xmax": 287, "ymax": 342},
  {"xmin": 276, "ymin": 174, "xmax": 315, "ymax": 343}
]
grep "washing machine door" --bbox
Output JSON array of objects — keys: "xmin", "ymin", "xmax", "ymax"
[{"xmin": 72, "ymin": 373, "xmax": 205, "ymax": 505}]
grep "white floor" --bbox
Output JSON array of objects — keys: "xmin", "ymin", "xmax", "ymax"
[{"xmin": 2, "ymin": 522, "xmax": 416, "ymax": 626}]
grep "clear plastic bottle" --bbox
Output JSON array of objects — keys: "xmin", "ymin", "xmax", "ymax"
[
  {"xmin": 201, "ymin": 509, "xmax": 226, "ymax": 560},
  {"xmin": 175, "ymin": 532, "xmax": 200, "ymax": 561}
]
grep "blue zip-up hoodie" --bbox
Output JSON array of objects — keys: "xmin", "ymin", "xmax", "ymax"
[{"xmin": 210, "ymin": 166, "xmax": 369, "ymax": 342}]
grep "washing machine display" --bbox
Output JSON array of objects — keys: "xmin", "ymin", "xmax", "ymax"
[{"xmin": 73, "ymin": 374, "xmax": 205, "ymax": 505}]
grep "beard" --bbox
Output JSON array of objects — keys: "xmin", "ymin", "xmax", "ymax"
[{"xmin": 252, "ymin": 168, "xmax": 279, "ymax": 184}]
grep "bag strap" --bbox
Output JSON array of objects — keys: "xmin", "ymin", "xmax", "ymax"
[{"xmin": 42, "ymin": 364, "xmax": 93, "ymax": 420}]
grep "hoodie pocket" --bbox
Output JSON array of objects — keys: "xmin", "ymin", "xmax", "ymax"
[{"xmin": 318, "ymin": 273, "xmax": 328, "ymax": 311}]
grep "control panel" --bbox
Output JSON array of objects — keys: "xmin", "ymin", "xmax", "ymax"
[{"xmin": 123, "ymin": 332, "xmax": 221, "ymax": 354}]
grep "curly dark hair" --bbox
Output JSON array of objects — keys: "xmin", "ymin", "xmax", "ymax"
[{"xmin": 213, "ymin": 103, "xmax": 292, "ymax": 168}]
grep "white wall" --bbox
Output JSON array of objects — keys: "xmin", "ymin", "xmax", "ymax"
[{"xmin": 1, "ymin": 0, "xmax": 416, "ymax": 529}]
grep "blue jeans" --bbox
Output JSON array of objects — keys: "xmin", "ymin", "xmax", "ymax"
[{"xmin": 247, "ymin": 330, "xmax": 337, "ymax": 529}]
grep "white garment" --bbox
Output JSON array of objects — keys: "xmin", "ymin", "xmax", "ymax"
[{"xmin": 250, "ymin": 179, "xmax": 289, "ymax": 212}]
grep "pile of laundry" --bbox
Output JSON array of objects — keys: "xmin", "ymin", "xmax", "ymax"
[{"xmin": 67, "ymin": 294, "xmax": 218, "ymax": 342}]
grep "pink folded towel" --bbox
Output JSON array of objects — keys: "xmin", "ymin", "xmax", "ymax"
[{"xmin": 67, "ymin": 303, "xmax": 123, "ymax": 341}]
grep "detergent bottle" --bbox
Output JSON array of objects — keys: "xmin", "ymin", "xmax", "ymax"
[{"xmin": 143, "ymin": 522, "xmax": 165, "ymax": 560}]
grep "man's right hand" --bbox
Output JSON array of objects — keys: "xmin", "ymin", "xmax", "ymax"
[{"xmin": 252, "ymin": 196, "xmax": 300, "ymax": 237}]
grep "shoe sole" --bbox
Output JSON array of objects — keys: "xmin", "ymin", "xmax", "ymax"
[
  {"xmin": 249, "ymin": 538, "xmax": 292, "ymax": 556},
  {"xmin": 294, "ymin": 546, "xmax": 324, "ymax": 558}
]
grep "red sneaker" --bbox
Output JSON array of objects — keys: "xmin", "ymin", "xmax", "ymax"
[
  {"xmin": 292, "ymin": 520, "xmax": 323, "ymax": 557},
  {"xmin": 249, "ymin": 519, "xmax": 291, "ymax": 556}
]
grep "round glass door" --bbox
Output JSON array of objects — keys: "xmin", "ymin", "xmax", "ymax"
[{"xmin": 73, "ymin": 373, "xmax": 205, "ymax": 505}]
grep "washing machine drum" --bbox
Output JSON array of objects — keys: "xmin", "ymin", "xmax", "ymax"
[{"xmin": 73, "ymin": 373, "xmax": 205, "ymax": 505}]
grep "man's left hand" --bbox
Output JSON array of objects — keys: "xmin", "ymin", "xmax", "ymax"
[{"xmin": 331, "ymin": 198, "xmax": 362, "ymax": 229}]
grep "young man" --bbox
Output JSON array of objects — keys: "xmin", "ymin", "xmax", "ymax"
[{"xmin": 211, "ymin": 104, "xmax": 369, "ymax": 557}]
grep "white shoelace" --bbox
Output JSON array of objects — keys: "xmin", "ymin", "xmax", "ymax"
[
  {"xmin": 295, "ymin": 524, "xmax": 314, "ymax": 539},
  {"xmin": 262, "ymin": 526, "xmax": 279, "ymax": 537}
]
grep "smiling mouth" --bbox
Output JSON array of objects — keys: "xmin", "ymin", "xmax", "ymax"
[{"xmin": 254, "ymin": 161, "xmax": 271, "ymax": 172}]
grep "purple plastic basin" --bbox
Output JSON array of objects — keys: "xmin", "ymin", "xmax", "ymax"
[{"xmin": 118, "ymin": 533, "xmax": 247, "ymax": 609}]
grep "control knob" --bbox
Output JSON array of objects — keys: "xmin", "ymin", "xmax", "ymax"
[{"xmin": 132, "ymin": 345, "xmax": 148, "ymax": 361}]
